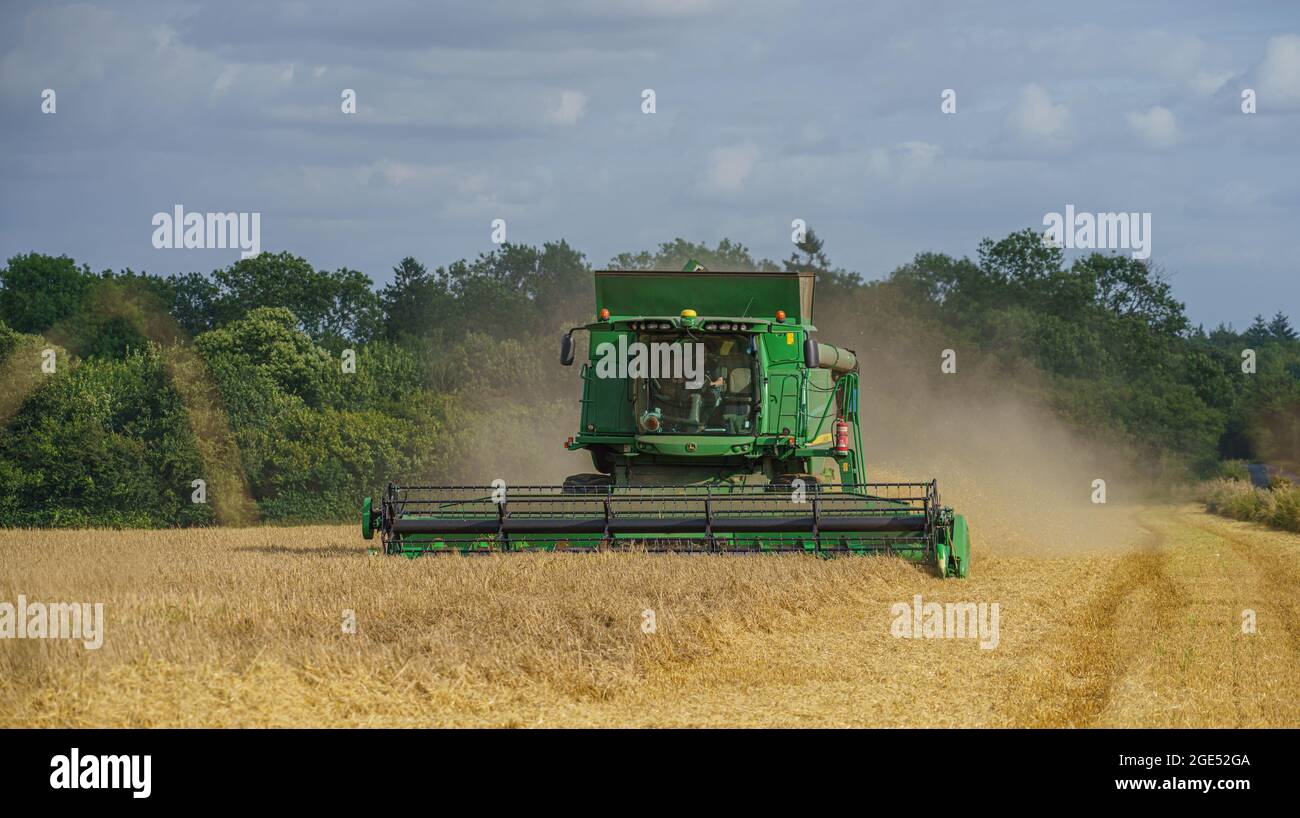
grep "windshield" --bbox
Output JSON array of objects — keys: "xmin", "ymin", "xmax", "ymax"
[{"xmin": 634, "ymin": 333, "xmax": 757, "ymax": 435}]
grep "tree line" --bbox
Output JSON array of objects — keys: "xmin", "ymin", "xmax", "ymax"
[{"xmin": 0, "ymin": 228, "xmax": 1296, "ymax": 526}]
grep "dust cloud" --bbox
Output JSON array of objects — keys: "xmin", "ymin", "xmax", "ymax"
[
  {"xmin": 820, "ymin": 305, "xmax": 1147, "ymax": 557},
  {"xmin": 435, "ymin": 281, "xmax": 1153, "ymax": 558}
]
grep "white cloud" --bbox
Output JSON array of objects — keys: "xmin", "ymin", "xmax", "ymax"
[
  {"xmin": 851, "ymin": 141, "xmax": 941, "ymax": 185},
  {"xmin": 545, "ymin": 89, "xmax": 588, "ymax": 125},
  {"xmin": 355, "ymin": 158, "xmax": 450, "ymax": 188},
  {"xmin": 703, "ymin": 140, "xmax": 760, "ymax": 194},
  {"xmin": 1127, "ymin": 105, "xmax": 1179, "ymax": 149},
  {"xmin": 212, "ymin": 64, "xmax": 240, "ymax": 97},
  {"xmin": 1255, "ymin": 33, "xmax": 1300, "ymax": 108},
  {"xmin": 1009, "ymin": 83, "xmax": 1068, "ymax": 142},
  {"xmin": 0, "ymin": 6, "xmax": 209, "ymax": 98},
  {"xmin": 897, "ymin": 140, "xmax": 940, "ymax": 169},
  {"xmin": 1191, "ymin": 69, "xmax": 1232, "ymax": 96}
]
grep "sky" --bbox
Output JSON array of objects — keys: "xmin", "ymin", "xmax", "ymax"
[{"xmin": 1, "ymin": 0, "xmax": 1297, "ymax": 329}]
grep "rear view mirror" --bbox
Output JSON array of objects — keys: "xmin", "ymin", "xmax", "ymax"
[
  {"xmin": 803, "ymin": 338, "xmax": 820, "ymax": 369},
  {"xmin": 560, "ymin": 333, "xmax": 575, "ymax": 366}
]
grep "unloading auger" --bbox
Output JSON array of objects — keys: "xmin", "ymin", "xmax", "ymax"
[{"xmin": 362, "ymin": 262, "xmax": 971, "ymax": 577}]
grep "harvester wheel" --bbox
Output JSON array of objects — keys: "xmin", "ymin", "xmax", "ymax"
[
  {"xmin": 590, "ymin": 445, "xmax": 617, "ymax": 475},
  {"xmin": 768, "ymin": 474, "xmax": 820, "ymax": 495},
  {"xmin": 562, "ymin": 473, "xmax": 614, "ymax": 494}
]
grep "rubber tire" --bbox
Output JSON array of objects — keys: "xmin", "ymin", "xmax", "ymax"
[
  {"xmin": 768, "ymin": 474, "xmax": 820, "ymax": 496},
  {"xmin": 562, "ymin": 473, "xmax": 614, "ymax": 494},
  {"xmin": 589, "ymin": 445, "xmax": 617, "ymax": 475}
]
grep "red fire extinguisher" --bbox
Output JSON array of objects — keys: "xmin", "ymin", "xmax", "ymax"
[{"xmin": 833, "ymin": 417, "xmax": 850, "ymax": 453}]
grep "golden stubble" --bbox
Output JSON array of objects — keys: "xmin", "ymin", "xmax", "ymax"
[{"xmin": 2, "ymin": 505, "xmax": 1297, "ymax": 727}]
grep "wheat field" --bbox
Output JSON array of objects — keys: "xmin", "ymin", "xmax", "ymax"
[{"xmin": 1, "ymin": 503, "xmax": 1298, "ymax": 727}]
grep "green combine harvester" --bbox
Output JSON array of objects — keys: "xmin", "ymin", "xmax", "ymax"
[{"xmin": 362, "ymin": 262, "xmax": 971, "ymax": 576}]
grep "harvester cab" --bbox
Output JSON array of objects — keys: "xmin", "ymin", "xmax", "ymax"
[
  {"xmin": 363, "ymin": 261, "xmax": 971, "ymax": 577},
  {"xmin": 561, "ymin": 264, "xmax": 858, "ymax": 488}
]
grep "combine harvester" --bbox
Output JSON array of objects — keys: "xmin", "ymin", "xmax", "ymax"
[{"xmin": 363, "ymin": 263, "xmax": 971, "ymax": 576}]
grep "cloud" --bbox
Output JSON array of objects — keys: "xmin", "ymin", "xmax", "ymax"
[
  {"xmin": 545, "ymin": 89, "xmax": 588, "ymax": 125},
  {"xmin": 1008, "ymin": 83, "xmax": 1068, "ymax": 142},
  {"xmin": 362, "ymin": 159, "xmax": 440, "ymax": 187},
  {"xmin": 0, "ymin": 2, "xmax": 1296, "ymax": 332},
  {"xmin": 212, "ymin": 64, "xmax": 240, "ymax": 97},
  {"xmin": 702, "ymin": 140, "xmax": 760, "ymax": 194},
  {"xmin": 0, "ymin": 5, "xmax": 207, "ymax": 98},
  {"xmin": 1254, "ymin": 33, "xmax": 1300, "ymax": 108},
  {"xmin": 897, "ymin": 140, "xmax": 940, "ymax": 169},
  {"xmin": 853, "ymin": 141, "xmax": 941, "ymax": 185},
  {"xmin": 1191, "ymin": 69, "xmax": 1232, "ymax": 96},
  {"xmin": 1127, "ymin": 105, "xmax": 1179, "ymax": 149}
]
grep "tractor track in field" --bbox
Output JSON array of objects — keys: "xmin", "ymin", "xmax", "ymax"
[
  {"xmin": 1184, "ymin": 514, "xmax": 1300, "ymax": 663},
  {"xmin": 1006, "ymin": 517, "xmax": 1187, "ymax": 728}
]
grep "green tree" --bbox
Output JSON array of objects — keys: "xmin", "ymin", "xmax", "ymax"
[
  {"xmin": 160, "ymin": 271, "xmax": 222, "ymax": 336},
  {"xmin": 194, "ymin": 307, "xmax": 440, "ymax": 522},
  {"xmin": 0, "ymin": 253, "xmax": 95, "ymax": 333},
  {"xmin": 784, "ymin": 227, "xmax": 862, "ymax": 297},
  {"xmin": 1245, "ymin": 314, "xmax": 1272, "ymax": 345},
  {"xmin": 381, "ymin": 256, "xmax": 447, "ymax": 341},
  {"xmin": 212, "ymin": 252, "xmax": 382, "ymax": 344},
  {"xmin": 431, "ymin": 240, "xmax": 592, "ymax": 337},
  {"xmin": 785, "ymin": 228, "xmax": 830, "ymax": 272},
  {"xmin": 1207, "ymin": 322, "xmax": 1241, "ymax": 347},
  {"xmin": 976, "ymin": 228, "xmax": 1065, "ymax": 292},
  {"xmin": 0, "ymin": 345, "xmax": 213, "ymax": 527},
  {"xmin": 610, "ymin": 238, "xmax": 778, "ymax": 273},
  {"xmin": 196, "ymin": 307, "xmax": 339, "ymax": 407},
  {"xmin": 1071, "ymin": 254, "xmax": 1186, "ymax": 336},
  {"xmin": 1268, "ymin": 311, "xmax": 1297, "ymax": 341},
  {"xmin": 888, "ymin": 251, "xmax": 985, "ymax": 310}
]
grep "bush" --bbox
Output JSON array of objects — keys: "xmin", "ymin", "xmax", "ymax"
[
  {"xmin": 0, "ymin": 345, "xmax": 213, "ymax": 527},
  {"xmin": 1216, "ymin": 459, "xmax": 1250, "ymax": 481},
  {"xmin": 0, "ymin": 319, "xmax": 21, "ymax": 359},
  {"xmin": 195, "ymin": 308, "xmax": 442, "ymax": 522},
  {"xmin": 1201, "ymin": 477, "xmax": 1300, "ymax": 533}
]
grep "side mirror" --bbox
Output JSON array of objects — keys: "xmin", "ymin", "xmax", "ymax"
[
  {"xmin": 803, "ymin": 338, "xmax": 820, "ymax": 369},
  {"xmin": 560, "ymin": 333, "xmax": 575, "ymax": 366}
]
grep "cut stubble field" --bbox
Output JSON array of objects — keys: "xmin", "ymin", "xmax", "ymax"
[{"xmin": 2, "ymin": 504, "xmax": 1298, "ymax": 727}]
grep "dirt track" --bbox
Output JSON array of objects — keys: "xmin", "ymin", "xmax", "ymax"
[{"xmin": 1, "ymin": 505, "xmax": 1298, "ymax": 727}]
